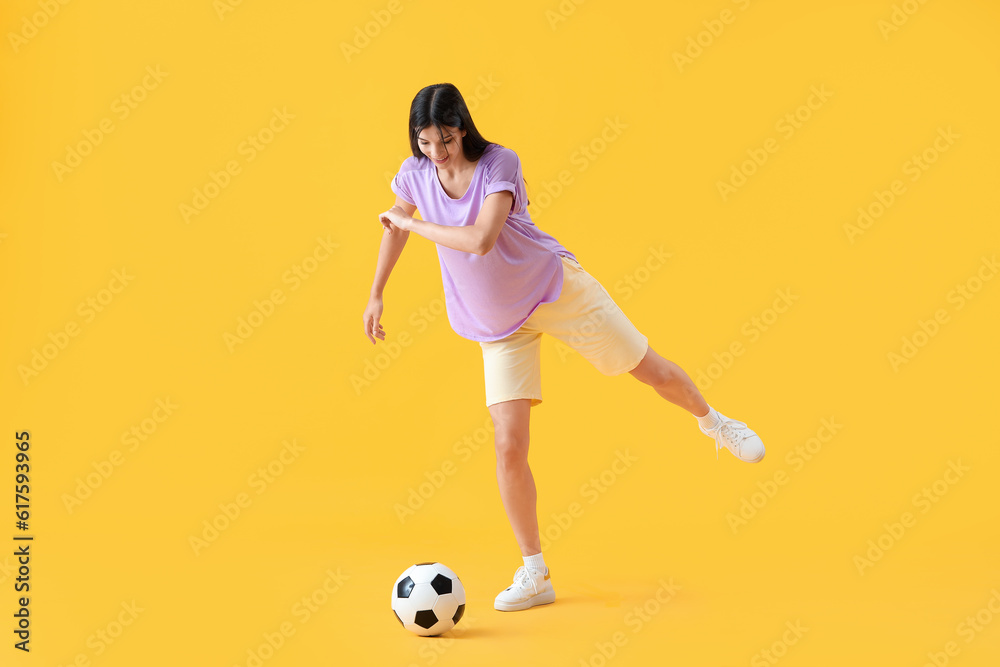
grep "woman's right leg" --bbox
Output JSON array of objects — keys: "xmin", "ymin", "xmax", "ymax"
[{"xmin": 488, "ymin": 398, "xmax": 541, "ymax": 557}]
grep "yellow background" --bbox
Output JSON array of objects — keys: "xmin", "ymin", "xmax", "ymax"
[{"xmin": 2, "ymin": 0, "xmax": 999, "ymax": 665}]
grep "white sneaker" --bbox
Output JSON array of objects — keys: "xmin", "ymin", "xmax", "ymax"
[
  {"xmin": 701, "ymin": 413, "xmax": 765, "ymax": 462},
  {"xmin": 494, "ymin": 566, "xmax": 555, "ymax": 611}
]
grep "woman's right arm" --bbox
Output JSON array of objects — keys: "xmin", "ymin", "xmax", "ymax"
[{"xmin": 363, "ymin": 196, "xmax": 417, "ymax": 344}]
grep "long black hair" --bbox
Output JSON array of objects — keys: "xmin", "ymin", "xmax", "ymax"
[{"xmin": 406, "ymin": 83, "xmax": 529, "ymax": 208}]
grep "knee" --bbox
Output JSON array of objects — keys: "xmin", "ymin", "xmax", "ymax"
[{"xmin": 494, "ymin": 428, "xmax": 529, "ymax": 470}]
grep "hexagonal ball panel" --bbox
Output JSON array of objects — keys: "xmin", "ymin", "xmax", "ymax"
[
  {"xmin": 407, "ymin": 565, "xmax": 438, "ymax": 585},
  {"xmin": 432, "ymin": 593, "xmax": 459, "ymax": 628},
  {"xmin": 405, "ymin": 583, "xmax": 437, "ymax": 613}
]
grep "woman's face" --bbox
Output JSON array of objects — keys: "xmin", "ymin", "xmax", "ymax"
[{"xmin": 417, "ymin": 125, "xmax": 465, "ymax": 167}]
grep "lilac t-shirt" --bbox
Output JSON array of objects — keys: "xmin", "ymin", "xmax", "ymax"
[{"xmin": 391, "ymin": 143, "xmax": 577, "ymax": 342}]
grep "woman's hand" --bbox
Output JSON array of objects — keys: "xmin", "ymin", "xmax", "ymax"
[
  {"xmin": 378, "ymin": 205, "xmax": 413, "ymax": 234},
  {"xmin": 362, "ymin": 295, "xmax": 385, "ymax": 345}
]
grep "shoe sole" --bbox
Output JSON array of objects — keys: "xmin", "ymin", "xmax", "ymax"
[
  {"xmin": 494, "ymin": 589, "xmax": 556, "ymax": 612},
  {"xmin": 739, "ymin": 449, "xmax": 765, "ymax": 463}
]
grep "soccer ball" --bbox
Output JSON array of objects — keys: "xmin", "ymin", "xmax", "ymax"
[{"xmin": 391, "ymin": 562, "xmax": 466, "ymax": 636}]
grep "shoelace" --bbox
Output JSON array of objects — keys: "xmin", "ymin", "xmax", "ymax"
[
  {"xmin": 709, "ymin": 419, "xmax": 750, "ymax": 460},
  {"xmin": 508, "ymin": 566, "xmax": 538, "ymax": 594}
]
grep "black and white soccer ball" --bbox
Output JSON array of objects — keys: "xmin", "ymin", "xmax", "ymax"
[{"xmin": 391, "ymin": 562, "xmax": 466, "ymax": 636}]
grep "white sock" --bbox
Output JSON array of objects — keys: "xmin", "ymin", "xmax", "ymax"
[
  {"xmin": 523, "ymin": 552, "xmax": 547, "ymax": 574},
  {"xmin": 695, "ymin": 406, "xmax": 721, "ymax": 431}
]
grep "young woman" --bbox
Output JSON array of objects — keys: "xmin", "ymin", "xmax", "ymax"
[{"xmin": 364, "ymin": 83, "xmax": 765, "ymax": 613}]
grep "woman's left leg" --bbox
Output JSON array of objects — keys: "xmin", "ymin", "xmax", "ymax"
[
  {"xmin": 628, "ymin": 343, "xmax": 765, "ymax": 462},
  {"xmin": 535, "ymin": 257, "xmax": 762, "ymax": 461},
  {"xmin": 628, "ymin": 344, "xmax": 710, "ymax": 417}
]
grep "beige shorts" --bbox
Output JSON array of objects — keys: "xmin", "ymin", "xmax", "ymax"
[{"xmin": 480, "ymin": 255, "xmax": 649, "ymax": 408}]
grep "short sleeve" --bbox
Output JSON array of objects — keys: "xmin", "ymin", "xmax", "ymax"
[
  {"xmin": 390, "ymin": 168, "xmax": 415, "ymax": 206},
  {"xmin": 484, "ymin": 147, "xmax": 527, "ymax": 215}
]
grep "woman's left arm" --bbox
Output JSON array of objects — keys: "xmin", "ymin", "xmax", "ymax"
[{"xmin": 379, "ymin": 191, "xmax": 513, "ymax": 256}]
